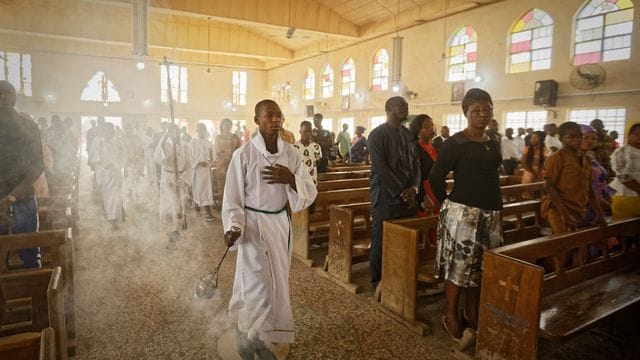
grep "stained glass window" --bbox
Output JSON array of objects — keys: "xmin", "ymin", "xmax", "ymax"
[
  {"xmin": 447, "ymin": 27, "xmax": 477, "ymax": 82},
  {"xmin": 81, "ymin": 71, "xmax": 121, "ymax": 102},
  {"xmin": 341, "ymin": 58, "xmax": 356, "ymax": 96},
  {"xmin": 304, "ymin": 68, "xmax": 315, "ymax": 100},
  {"xmin": 371, "ymin": 49, "xmax": 389, "ymax": 92},
  {"xmin": 574, "ymin": 0, "xmax": 634, "ymax": 65},
  {"xmin": 161, "ymin": 65, "xmax": 188, "ymax": 103},
  {"xmin": 232, "ymin": 70, "xmax": 247, "ymax": 106},
  {"xmin": 0, "ymin": 50, "xmax": 32, "ymax": 96},
  {"xmin": 322, "ymin": 64, "xmax": 334, "ymax": 98},
  {"xmin": 509, "ymin": 9, "xmax": 554, "ymax": 73}
]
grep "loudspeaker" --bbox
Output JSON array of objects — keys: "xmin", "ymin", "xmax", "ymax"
[
  {"xmin": 534, "ymin": 80, "xmax": 558, "ymax": 107},
  {"xmin": 306, "ymin": 105, "xmax": 314, "ymax": 117}
]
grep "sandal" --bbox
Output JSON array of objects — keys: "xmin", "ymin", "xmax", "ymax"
[{"xmin": 441, "ymin": 315, "xmax": 462, "ymax": 343}]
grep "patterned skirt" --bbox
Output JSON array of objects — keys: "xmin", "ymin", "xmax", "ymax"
[{"xmin": 435, "ymin": 199, "xmax": 502, "ymax": 288}]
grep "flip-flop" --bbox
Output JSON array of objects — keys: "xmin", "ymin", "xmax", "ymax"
[{"xmin": 441, "ymin": 315, "xmax": 462, "ymax": 343}]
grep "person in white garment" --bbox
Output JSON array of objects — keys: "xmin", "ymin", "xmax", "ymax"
[
  {"xmin": 154, "ymin": 123, "xmax": 188, "ymax": 249},
  {"xmin": 142, "ymin": 126, "xmax": 156, "ymax": 185},
  {"xmin": 190, "ymin": 123, "xmax": 215, "ymax": 221},
  {"xmin": 93, "ymin": 123, "xmax": 127, "ymax": 230},
  {"xmin": 222, "ymin": 99, "xmax": 317, "ymax": 359}
]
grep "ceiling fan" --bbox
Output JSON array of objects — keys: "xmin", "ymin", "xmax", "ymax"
[{"xmin": 569, "ymin": 63, "xmax": 606, "ymax": 90}]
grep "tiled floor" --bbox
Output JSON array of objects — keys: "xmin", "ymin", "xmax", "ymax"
[{"xmin": 73, "ymin": 166, "xmax": 637, "ymax": 359}]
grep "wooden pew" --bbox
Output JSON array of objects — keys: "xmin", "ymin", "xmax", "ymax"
[
  {"xmin": 314, "ymin": 203, "xmax": 372, "ymax": 293},
  {"xmin": 501, "ymin": 182, "xmax": 544, "ymax": 204},
  {"xmin": 0, "ymin": 230, "xmax": 75, "ymax": 358},
  {"xmin": 0, "ymin": 267, "xmax": 66, "ymax": 360},
  {"xmin": 476, "ymin": 218, "xmax": 640, "ymax": 359},
  {"xmin": 292, "ymin": 187, "xmax": 369, "ymax": 266},
  {"xmin": 317, "ymin": 170, "xmax": 370, "ymax": 181},
  {"xmin": 326, "ymin": 165, "xmax": 371, "ymax": 172},
  {"xmin": 316, "ymin": 178, "xmax": 369, "ymax": 191},
  {"xmin": 375, "ymin": 215, "xmax": 439, "ymax": 335},
  {"xmin": 501, "ymin": 200, "xmax": 543, "ymax": 245},
  {"xmin": 373, "ymin": 200, "xmax": 546, "ymax": 335},
  {"xmin": 0, "ymin": 327, "xmax": 55, "ymax": 360}
]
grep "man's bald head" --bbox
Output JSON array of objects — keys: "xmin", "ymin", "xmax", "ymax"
[{"xmin": 0, "ymin": 80, "xmax": 16, "ymax": 108}]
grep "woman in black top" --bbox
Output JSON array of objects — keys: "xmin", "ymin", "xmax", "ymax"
[{"xmin": 428, "ymin": 88, "xmax": 502, "ymax": 342}]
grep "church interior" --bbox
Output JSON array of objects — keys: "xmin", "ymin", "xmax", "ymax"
[{"xmin": 0, "ymin": 0, "xmax": 639, "ymax": 359}]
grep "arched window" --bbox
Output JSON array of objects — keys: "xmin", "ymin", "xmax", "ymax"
[
  {"xmin": 371, "ymin": 49, "xmax": 389, "ymax": 91},
  {"xmin": 322, "ymin": 64, "xmax": 334, "ymax": 98},
  {"xmin": 80, "ymin": 71, "xmax": 121, "ymax": 102},
  {"xmin": 574, "ymin": 0, "xmax": 634, "ymax": 65},
  {"xmin": 447, "ymin": 26, "xmax": 477, "ymax": 82},
  {"xmin": 341, "ymin": 58, "xmax": 356, "ymax": 96},
  {"xmin": 304, "ymin": 68, "xmax": 315, "ymax": 100},
  {"xmin": 509, "ymin": 8, "xmax": 554, "ymax": 73}
]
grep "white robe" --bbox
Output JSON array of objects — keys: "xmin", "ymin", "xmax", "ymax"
[
  {"xmin": 95, "ymin": 137, "xmax": 127, "ymax": 221},
  {"xmin": 190, "ymin": 137, "xmax": 214, "ymax": 207},
  {"xmin": 154, "ymin": 136, "xmax": 188, "ymax": 232},
  {"xmin": 142, "ymin": 133, "xmax": 156, "ymax": 182},
  {"xmin": 222, "ymin": 134, "xmax": 317, "ymax": 344}
]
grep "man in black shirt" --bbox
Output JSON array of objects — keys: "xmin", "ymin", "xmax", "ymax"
[
  {"xmin": 312, "ymin": 113, "xmax": 332, "ymax": 173},
  {"xmin": 432, "ymin": 125, "xmax": 450, "ymax": 151},
  {"xmin": 0, "ymin": 80, "xmax": 45, "ymax": 268},
  {"xmin": 367, "ymin": 96, "xmax": 420, "ymax": 289}
]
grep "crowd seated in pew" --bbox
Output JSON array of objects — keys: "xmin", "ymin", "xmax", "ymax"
[
  {"xmin": 0, "ymin": 267, "xmax": 66, "ymax": 360},
  {"xmin": 476, "ymin": 217, "xmax": 640, "ymax": 359},
  {"xmin": 0, "ymin": 327, "xmax": 55, "ymax": 360},
  {"xmin": 0, "ymin": 230, "xmax": 75, "ymax": 358}
]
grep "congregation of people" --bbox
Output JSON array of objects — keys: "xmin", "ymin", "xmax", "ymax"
[{"xmin": 2, "ymin": 72, "xmax": 640, "ymax": 358}]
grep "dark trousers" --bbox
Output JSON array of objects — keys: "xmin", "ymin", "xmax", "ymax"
[
  {"xmin": 317, "ymin": 157, "xmax": 329, "ymax": 173},
  {"xmin": 370, "ymin": 203, "xmax": 417, "ymax": 289},
  {"xmin": 0, "ymin": 196, "xmax": 41, "ymax": 268},
  {"xmin": 502, "ymin": 159, "xmax": 519, "ymax": 175}
]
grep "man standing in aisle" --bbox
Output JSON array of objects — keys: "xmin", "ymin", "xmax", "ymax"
[
  {"xmin": 312, "ymin": 113, "xmax": 332, "ymax": 173},
  {"xmin": 190, "ymin": 123, "xmax": 215, "ymax": 221},
  {"xmin": 367, "ymin": 96, "xmax": 420, "ymax": 289},
  {"xmin": 223, "ymin": 99, "xmax": 317, "ymax": 359}
]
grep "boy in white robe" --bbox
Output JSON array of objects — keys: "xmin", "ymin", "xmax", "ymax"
[
  {"xmin": 143, "ymin": 127, "xmax": 156, "ymax": 184},
  {"xmin": 190, "ymin": 123, "xmax": 215, "ymax": 221},
  {"xmin": 222, "ymin": 100, "xmax": 317, "ymax": 359},
  {"xmin": 154, "ymin": 123, "xmax": 188, "ymax": 249},
  {"xmin": 94, "ymin": 123, "xmax": 127, "ymax": 230}
]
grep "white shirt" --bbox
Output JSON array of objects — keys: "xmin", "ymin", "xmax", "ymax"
[
  {"xmin": 545, "ymin": 134, "xmax": 563, "ymax": 152},
  {"xmin": 610, "ymin": 144, "xmax": 640, "ymax": 197},
  {"xmin": 292, "ymin": 140, "xmax": 322, "ymax": 185},
  {"xmin": 501, "ymin": 136, "xmax": 521, "ymax": 160}
]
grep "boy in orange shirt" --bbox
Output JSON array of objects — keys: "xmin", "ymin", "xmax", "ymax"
[{"xmin": 541, "ymin": 122, "xmax": 606, "ymax": 234}]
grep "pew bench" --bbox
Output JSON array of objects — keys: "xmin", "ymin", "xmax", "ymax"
[
  {"xmin": 500, "ymin": 200, "xmax": 543, "ymax": 245},
  {"xmin": 317, "ymin": 170, "xmax": 370, "ymax": 181},
  {"xmin": 0, "ymin": 267, "xmax": 66, "ymax": 360},
  {"xmin": 476, "ymin": 217, "xmax": 640, "ymax": 359},
  {"xmin": 314, "ymin": 203, "xmax": 372, "ymax": 293},
  {"xmin": 0, "ymin": 230, "xmax": 75, "ymax": 358},
  {"xmin": 316, "ymin": 178, "xmax": 370, "ymax": 192},
  {"xmin": 0, "ymin": 327, "xmax": 55, "ymax": 360},
  {"xmin": 375, "ymin": 215, "xmax": 440, "ymax": 335},
  {"xmin": 326, "ymin": 165, "xmax": 371, "ymax": 172},
  {"xmin": 292, "ymin": 187, "xmax": 370, "ymax": 266},
  {"xmin": 501, "ymin": 181, "xmax": 544, "ymax": 204}
]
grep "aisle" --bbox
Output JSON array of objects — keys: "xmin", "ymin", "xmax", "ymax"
[{"xmin": 71, "ymin": 164, "xmax": 452, "ymax": 359}]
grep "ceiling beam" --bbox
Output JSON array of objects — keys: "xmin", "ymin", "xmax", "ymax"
[{"xmin": 148, "ymin": 0, "xmax": 361, "ymax": 39}]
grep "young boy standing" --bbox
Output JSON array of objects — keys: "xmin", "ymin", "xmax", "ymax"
[
  {"xmin": 541, "ymin": 121, "xmax": 606, "ymax": 234},
  {"xmin": 222, "ymin": 100, "xmax": 317, "ymax": 359},
  {"xmin": 293, "ymin": 121, "xmax": 323, "ymax": 185},
  {"xmin": 190, "ymin": 123, "xmax": 215, "ymax": 221}
]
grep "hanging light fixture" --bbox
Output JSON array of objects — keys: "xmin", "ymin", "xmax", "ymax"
[
  {"xmin": 390, "ymin": 0, "xmax": 403, "ymax": 92},
  {"xmin": 206, "ymin": 17, "xmax": 212, "ymax": 73},
  {"xmin": 132, "ymin": 0, "xmax": 149, "ymax": 70}
]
